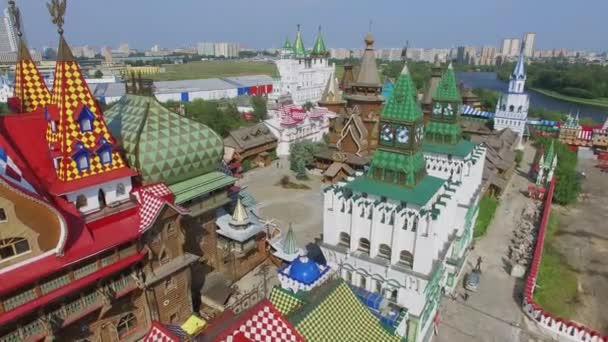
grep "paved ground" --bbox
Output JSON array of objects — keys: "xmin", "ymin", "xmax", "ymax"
[
  {"xmin": 239, "ymin": 158, "xmax": 325, "ymax": 248},
  {"xmin": 436, "ymin": 143, "xmax": 549, "ymax": 342},
  {"xmin": 552, "ymin": 157, "xmax": 608, "ymax": 334}
]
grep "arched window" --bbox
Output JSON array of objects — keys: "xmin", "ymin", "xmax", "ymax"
[
  {"xmin": 76, "ymin": 194, "xmax": 88, "ymax": 209},
  {"xmin": 0, "ymin": 238, "xmax": 30, "ymax": 261},
  {"xmin": 399, "ymin": 250, "xmax": 414, "ymax": 268},
  {"xmin": 378, "ymin": 244, "xmax": 391, "ymax": 260},
  {"xmin": 77, "ymin": 154, "xmax": 89, "ymax": 171},
  {"xmin": 338, "ymin": 232, "xmax": 350, "ymax": 248},
  {"xmin": 116, "ymin": 183, "xmax": 126, "ymax": 196},
  {"xmin": 517, "ymin": 106, "xmax": 523, "ymax": 113},
  {"xmin": 358, "ymin": 238, "xmax": 370, "ymax": 254},
  {"xmin": 390, "ymin": 289, "xmax": 398, "ymax": 302},
  {"xmin": 345, "ymin": 270, "xmax": 352, "ymax": 284},
  {"xmin": 100, "ymin": 149, "xmax": 111, "ymax": 165},
  {"xmin": 360, "ymin": 276, "xmax": 367, "ymax": 289},
  {"xmin": 116, "ymin": 313, "xmax": 138, "ymax": 337},
  {"xmin": 509, "ymin": 105, "xmax": 515, "ymax": 112}
]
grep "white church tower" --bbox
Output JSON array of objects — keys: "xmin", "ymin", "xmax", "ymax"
[
  {"xmin": 270, "ymin": 25, "xmax": 334, "ymax": 106},
  {"xmin": 494, "ymin": 48, "xmax": 529, "ymax": 149}
]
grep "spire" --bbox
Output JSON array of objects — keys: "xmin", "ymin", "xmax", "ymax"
[
  {"xmin": 282, "ymin": 224, "xmax": 298, "ymax": 255},
  {"xmin": 9, "ymin": 0, "xmax": 52, "ymax": 112},
  {"xmin": 46, "ymin": 0, "xmax": 131, "ymax": 185},
  {"xmin": 282, "ymin": 36, "xmax": 293, "ymax": 50},
  {"xmin": 381, "ymin": 62, "xmax": 422, "ymax": 122},
  {"xmin": 433, "ymin": 63, "xmax": 461, "ymax": 102},
  {"xmin": 512, "ymin": 48, "xmax": 526, "ymax": 80},
  {"xmin": 544, "ymin": 140, "xmax": 555, "ymax": 168},
  {"xmin": 355, "ymin": 32, "xmax": 381, "ymax": 85},
  {"xmin": 229, "ymin": 198, "xmax": 250, "ymax": 227},
  {"xmin": 293, "ymin": 24, "xmax": 307, "ymax": 58},
  {"xmin": 320, "ymin": 71, "xmax": 344, "ymax": 104},
  {"xmin": 311, "ymin": 25, "xmax": 327, "ymax": 56}
]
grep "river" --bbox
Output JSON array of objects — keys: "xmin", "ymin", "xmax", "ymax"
[{"xmin": 456, "ymin": 72, "xmax": 608, "ymax": 123}]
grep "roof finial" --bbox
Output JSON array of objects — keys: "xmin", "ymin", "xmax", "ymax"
[
  {"xmin": 368, "ymin": 19, "xmax": 373, "ymax": 33},
  {"xmin": 318, "ymin": 25, "xmax": 322, "ymax": 33},
  {"xmin": 8, "ymin": 0, "xmax": 22, "ymax": 38},
  {"xmin": 46, "ymin": 0, "xmax": 67, "ymax": 35},
  {"xmin": 297, "ymin": 23, "xmax": 301, "ymax": 32},
  {"xmin": 401, "ymin": 40, "xmax": 409, "ymax": 61}
]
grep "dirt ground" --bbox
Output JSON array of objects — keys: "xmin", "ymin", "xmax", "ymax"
[
  {"xmin": 239, "ymin": 158, "xmax": 325, "ymax": 248},
  {"xmin": 552, "ymin": 158, "xmax": 608, "ymax": 334}
]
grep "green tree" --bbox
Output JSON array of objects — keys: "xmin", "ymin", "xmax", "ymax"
[
  {"xmin": 302, "ymin": 101, "xmax": 315, "ymax": 111},
  {"xmin": 535, "ymin": 137, "xmax": 581, "ymax": 205},
  {"xmin": 251, "ymin": 96, "xmax": 268, "ymax": 122},
  {"xmin": 94, "ymin": 70, "xmax": 104, "ymax": 78},
  {"xmin": 289, "ymin": 141, "xmax": 322, "ymax": 179},
  {"xmin": 0, "ymin": 102, "xmax": 10, "ymax": 115},
  {"xmin": 174, "ymin": 99, "xmax": 248, "ymax": 137},
  {"xmin": 472, "ymin": 88, "xmax": 500, "ymax": 110}
]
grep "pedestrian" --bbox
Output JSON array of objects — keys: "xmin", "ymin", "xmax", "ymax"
[{"xmin": 475, "ymin": 256, "xmax": 482, "ymax": 273}]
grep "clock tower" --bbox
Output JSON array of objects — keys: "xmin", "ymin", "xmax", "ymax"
[
  {"xmin": 426, "ymin": 63, "xmax": 463, "ymax": 145},
  {"xmin": 371, "ymin": 63, "xmax": 426, "ymax": 187}
]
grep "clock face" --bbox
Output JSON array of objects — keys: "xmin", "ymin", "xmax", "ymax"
[
  {"xmin": 433, "ymin": 103, "xmax": 442, "ymax": 115},
  {"xmin": 416, "ymin": 125, "xmax": 424, "ymax": 143},
  {"xmin": 444, "ymin": 103, "xmax": 454, "ymax": 117},
  {"xmin": 396, "ymin": 126, "xmax": 409, "ymax": 144},
  {"xmin": 380, "ymin": 123, "xmax": 394, "ymax": 143}
]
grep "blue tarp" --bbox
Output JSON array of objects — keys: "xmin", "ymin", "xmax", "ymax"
[{"xmin": 181, "ymin": 92, "xmax": 189, "ymax": 102}]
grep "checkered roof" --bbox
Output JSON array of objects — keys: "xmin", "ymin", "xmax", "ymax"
[
  {"xmin": 13, "ymin": 40, "xmax": 51, "ymax": 113},
  {"xmin": 48, "ymin": 36, "xmax": 131, "ymax": 185},
  {"xmin": 143, "ymin": 321, "xmax": 179, "ymax": 342}
]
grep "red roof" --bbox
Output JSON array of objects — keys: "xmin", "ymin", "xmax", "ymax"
[
  {"xmin": 212, "ymin": 299, "xmax": 304, "ymax": 342},
  {"xmin": 0, "ymin": 110, "xmax": 136, "ymax": 196},
  {"xmin": 143, "ymin": 321, "xmax": 180, "ymax": 342}
]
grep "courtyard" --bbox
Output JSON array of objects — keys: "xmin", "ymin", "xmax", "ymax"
[
  {"xmin": 549, "ymin": 157, "xmax": 608, "ymax": 334},
  {"xmin": 239, "ymin": 159, "xmax": 325, "ymax": 248}
]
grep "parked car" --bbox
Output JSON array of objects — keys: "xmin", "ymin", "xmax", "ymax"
[{"xmin": 465, "ymin": 271, "xmax": 480, "ymax": 292}]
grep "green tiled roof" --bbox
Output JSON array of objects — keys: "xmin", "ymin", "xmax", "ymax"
[
  {"xmin": 106, "ymin": 95, "xmax": 224, "ymax": 186},
  {"xmin": 346, "ymin": 174, "xmax": 444, "ymax": 206},
  {"xmin": 283, "ymin": 36, "xmax": 293, "ymax": 49},
  {"xmin": 369, "ymin": 149, "xmax": 426, "ymax": 187},
  {"xmin": 425, "ymin": 121, "xmax": 462, "ymax": 145},
  {"xmin": 293, "ymin": 26, "xmax": 307, "ymax": 57},
  {"xmin": 287, "ymin": 280, "xmax": 402, "ymax": 342},
  {"xmin": 269, "ymin": 287, "xmax": 305, "ymax": 316},
  {"xmin": 169, "ymin": 171, "xmax": 236, "ymax": 204},
  {"xmin": 422, "ymin": 139, "xmax": 475, "ymax": 157},
  {"xmin": 311, "ymin": 27, "xmax": 327, "ymax": 56},
  {"xmin": 381, "ymin": 63, "xmax": 422, "ymax": 122},
  {"xmin": 433, "ymin": 63, "xmax": 461, "ymax": 102}
]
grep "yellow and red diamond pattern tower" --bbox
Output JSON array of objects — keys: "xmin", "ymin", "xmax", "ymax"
[
  {"xmin": 12, "ymin": 39, "xmax": 51, "ymax": 113},
  {"xmin": 49, "ymin": 35, "xmax": 128, "ymax": 182}
]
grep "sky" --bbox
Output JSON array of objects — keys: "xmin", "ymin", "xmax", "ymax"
[{"xmin": 16, "ymin": 0, "xmax": 608, "ymax": 51}]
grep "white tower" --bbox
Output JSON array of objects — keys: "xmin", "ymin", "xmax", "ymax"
[{"xmin": 494, "ymin": 48, "xmax": 529, "ymax": 149}]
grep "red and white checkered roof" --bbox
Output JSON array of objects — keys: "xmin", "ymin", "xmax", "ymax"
[
  {"xmin": 134, "ymin": 183, "xmax": 189, "ymax": 233},
  {"xmin": 143, "ymin": 321, "xmax": 179, "ymax": 342},
  {"xmin": 217, "ymin": 300, "xmax": 304, "ymax": 342},
  {"xmin": 577, "ymin": 129, "xmax": 593, "ymax": 141}
]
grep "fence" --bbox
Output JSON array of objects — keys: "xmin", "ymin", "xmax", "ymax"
[{"xmin": 522, "ymin": 178, "xmax": 607, "ymax": 342}]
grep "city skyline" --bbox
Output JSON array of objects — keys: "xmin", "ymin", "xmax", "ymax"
[{"xmin": 13, "ymin": 0, "xmax": 608, "ymax": 52}]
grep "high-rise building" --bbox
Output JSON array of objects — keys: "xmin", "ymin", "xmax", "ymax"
[
  {"xmin": 501, "ymin": 38, "xmax": 512, "ymax": 56},
  {"xmin": 118, "ymin": 42, "xmax": 130, "ymax": 55},
  {"xmin": 480, "ymin": 46, "xmax": 496, "ymax": 65},
  {"xmin": 0, "ymin": 8, "xmax": 18, "ymax": 53},
  {"xmin": 456, "ymin": 46, "xmax": 466, "ymax": 64},
  {"xmin": 197, "ymin": 42, "xmax": 215, "ymax": 56},
  {"xmin": 523, "ymin": 32, "xmax": 536, "ymax": 57},
  {"xmin": 509, "ymin": 38, "xmax": 521, "ymax": 57}
]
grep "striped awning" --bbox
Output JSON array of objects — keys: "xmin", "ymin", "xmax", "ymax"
[{"xmin": 461, "ymin": 105, "xmax": 494, "ymax": 118}]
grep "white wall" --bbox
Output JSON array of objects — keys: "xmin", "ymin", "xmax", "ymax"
[{"xmin": 66, "ymin": 177, "xmax": 132, "ymax": 214}]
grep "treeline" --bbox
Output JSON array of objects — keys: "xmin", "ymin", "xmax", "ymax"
[
  {"xmin": 163, "ymin": 96, "xmax": 267, "ymax": 137},
  {"xmin": 380, "ymin": 61, "xmax": 432, "ymax": 90},
  {"xmin": 497, "ymin": 62, "xmax": 608, "ymax": 99}
]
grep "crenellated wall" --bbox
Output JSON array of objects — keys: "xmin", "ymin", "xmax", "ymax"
[{"xmin": 522, "ymin": 178, "xmax": 607, "ymax": 342}]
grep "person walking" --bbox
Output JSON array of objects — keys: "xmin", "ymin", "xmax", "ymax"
[{"xmin": 475, "ymin": 256, "xmax": 482, "ymax": 273}]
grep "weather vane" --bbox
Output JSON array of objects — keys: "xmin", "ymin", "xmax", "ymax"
[
  {"xmin": 46, "ymin": 0, "xmax": 67, "ymax": 35},
  {"xmin": 7, "ymin": 0, "xmax": 22, "ymax": 37}
]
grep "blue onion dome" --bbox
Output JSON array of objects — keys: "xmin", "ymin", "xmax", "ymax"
[{"xmin": 289, "ymin": 255, "xmax": 321, "ymax": 284}]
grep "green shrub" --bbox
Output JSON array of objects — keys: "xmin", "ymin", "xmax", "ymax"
[{"xmin": 474, "ymin": 196, "xmax": 499, "ymax": 238}]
